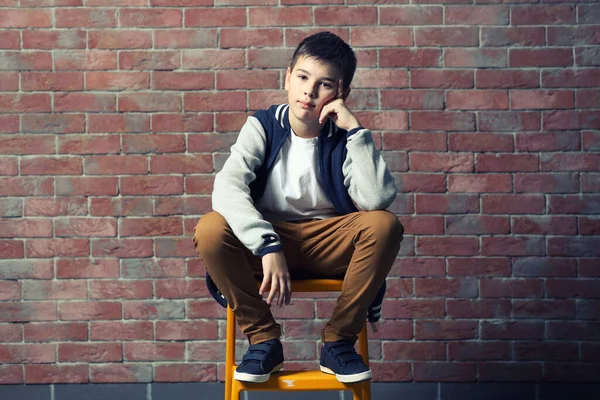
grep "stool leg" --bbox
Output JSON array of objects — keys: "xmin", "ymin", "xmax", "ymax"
[
  {"xmin": 357, "ymin": 323, "xmax": 371, "ymax": 400},
  {"xmin": 225, "ymin": 306, "xmax": 236, "ymax": 400}
]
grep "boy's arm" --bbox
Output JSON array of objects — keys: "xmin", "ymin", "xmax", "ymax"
[
  {"xmin": 342, "ymin": 128, "xmax": 397, "ymax": 210},
  {"xmin": 212, "ymin": 116, "xmax": 282, "ymax": 256},
  {"xmin": 319, "ymin": 96, "xmax": 397, "ymax": 211}
]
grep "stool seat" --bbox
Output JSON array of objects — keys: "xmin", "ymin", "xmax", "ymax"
[{"xmin": 230, "ymin": 368, "xmax": 364, "ymax": 392}]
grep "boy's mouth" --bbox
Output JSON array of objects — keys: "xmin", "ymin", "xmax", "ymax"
[{"xmin": 298, "ymin": 100, "xmax": 315, "ymax": 109}]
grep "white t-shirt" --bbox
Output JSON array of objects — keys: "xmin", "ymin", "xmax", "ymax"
[{"xmin": 256, "ymin": 130, "xmax": 337, "ymax": 222}]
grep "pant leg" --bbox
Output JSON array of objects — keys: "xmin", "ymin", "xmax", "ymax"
[
  {"xmin": 192, "ymin": 211, "xmax": 281, "ymax": 345},
  {"xmin": 298, "ymin": 210, "xmax": 404, "ymax": 343}
]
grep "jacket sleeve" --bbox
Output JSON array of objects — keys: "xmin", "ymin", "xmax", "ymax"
[
  {"xmin": 342, "ymin": 128, "xmax": 397, "ymax": 210},
  {"xmin": 211, "ymin": 116, "xmax": 282, "ymax": 256}
]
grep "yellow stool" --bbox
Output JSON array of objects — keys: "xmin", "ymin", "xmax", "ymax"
[{"xmin": 224, "ymin": 279, "xmax": 371, "ymax": 400}]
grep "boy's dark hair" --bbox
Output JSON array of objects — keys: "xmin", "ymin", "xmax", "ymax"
[{"xmin": 290, "ymin": 32, "xmax": 357, "ymax": 92}]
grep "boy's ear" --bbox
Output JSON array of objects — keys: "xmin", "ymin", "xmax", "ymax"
[{"xmin": 284, "ymin": 67, "xmax": 291, "ymax": 91}]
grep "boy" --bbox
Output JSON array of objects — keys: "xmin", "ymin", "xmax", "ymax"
[{"xmin": 193, "ymin": 32, "xmax": 403, "ymax": 384}]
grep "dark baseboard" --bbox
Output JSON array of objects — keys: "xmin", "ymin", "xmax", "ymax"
[{"xmin": 0, "ymin": 382, "xmax": 598, "ymax": 400}]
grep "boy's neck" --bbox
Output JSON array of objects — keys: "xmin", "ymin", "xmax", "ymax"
[{"xmin": 288, "ymin": 113, "xmax": 324, "ymax": 139}]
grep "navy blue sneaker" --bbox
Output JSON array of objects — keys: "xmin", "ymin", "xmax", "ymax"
[
  {"xmin": 319, "ymin": 340, "xmax": 372, "ymax": 383},
  {"xmin": 234, "ymin": 338, "xmax": 284, "ymax": 383}
]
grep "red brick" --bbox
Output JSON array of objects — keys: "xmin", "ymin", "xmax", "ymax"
[
  {"xmin": 54, "ymin": 92, "xmax": 116, "ymax": 112},
  {"xmin": 481, "ymin": 278, "xmax": 544, "ymax": 298},
  {"xmin": 0, "ymin": 240, "xmax": 24, "ymax": 259},
  {"xmin": 120, "ymin": 176, "xmax": 184, "ymax": 196},
  {"xmin": 183, "ymin": 49, "xmax": 245, "ymax": 69},
  {"xmin": 187, "ymin": 299, "xmax": 226, "ymax": 319},
  {"xmin": 24, "ymin": 322, "xmax": 88, "ymax": 342},
  {"xmin": 515, "ymin": 173, "xmax": 579, "ymax": 194},
  {"xmin": 397, "ymin": 216, "xmax": 443, "ymax": 235},
  {"xmin": 576, "ymin": 47, "xmax": 600, "ymax": 67},
  {"xmin": 0, "ymin": 115, "xmax": 19, "ymax": 133},
  {"xmin": 154, "ymin": 279, "xmax": 207, "ymax": 299},
  {"xmin": 413, "ymin": 362, "xmax": 476, "ymax": 382},
  {"xmin": 121, "ymin": 259, "xmax": 185, "ymax": 279},
  {"xmin": 446, "ymin": 215, "xmax": 508, "ymax": 235},
  {"xmin": 90, "ymin": 321, "xmax": 153, "ymax": 341},
  {"xmin": 580, "ymin": 217, "xmax": 600, "ymax": 236},
  {"xmin": 390, "ymin": 258, "xmax": 444, "ymax": 278},
  {"xmin": 59, "ymin": 343, "xmax": 122, "ymax": 362},
  {"xmin": 56, "ymin": 258, "xmax": 120, "ymax": 279},
  {"xmin": 59, "ymin": 302, "xmax": 121, "ymax": 321},
  {"xmin": 543, "ymin": 69, "xmax": 600, "ymax": 88},
  {"xmin": 187, "ymin": 8, "xmax": 246, "ymax": 26},
  {"xmin": 0, "ymin": 302, "xmax": 57, "ymax": 322},
  {"xmin": 0, "ymin": 157, "xmax": 17, "ymax": 175},
  {"xmin": 119, "ymin": 92, "xmax": 180, "ymax": 112},
  {"xmin": 514, "ymin": 258, "xmax": 577, "ymax": 278},
  {"xmin": 0, "ymin": 324, "xmax": 22, "ymax": 343},
  {"xmin": 154, "ymin": 363, "xmax": 216, "ymax": 382},
  {"xmin": 481, "ymin": 320, "xmax": 544, "ymax": 340},
  {"xmin": 22, "ymin": 114, "xmax": 85, "ymax": 133},
  {"xmin": 91, "ymin": 238, "xmax": 154, "ymax": 259},
  {"xmin": 393, "ymin": 174, "xmax": 446, "ymax": 193},
  {"xmin": 548, "ymin": 237, "xmax": 600, "ymax": 257},
  {"xmin": 447, "ymin": 90, "xmax": 508, "ymax": 110},
  {"xmin": 124, "ymin": 342, "xmax": 184, "ymax": 361},
  {"xmin": 54, "ymin": 49, "xmax": 116, "ymax": 70},
  {"xmin": 447, "ymin": 299, "xmax": 510, "ymax": 319},
  {"xmin": 415, "ymin": 320, "xmax": 477, "ymax": 340},
  {"xmin": 511, "ymin": 90, "xmax": 574, "ymax": 110},
  {"xmin": 411, "ymin": 111, "xmax": 475, "ymax": 131},
  {"xmin": 379, "ymin": 49, "xmax": 441, "ymax": 68},
  {"xmin": 122, "ymin": 134, "xmax": 184, "ymax": 154},
  {"xmin": 90, "ymin": 198, "xmax": 153, "ymax": 218},
  {"xmin": 449, "ymin": 342, "xmax": 511, "ymax": 361},
  {"xmin": 0, "ymin": 93, "xmax": 50, "ymax": 113},
  {"xmin": 313, "ymin": 6, "xmax": 376, "ymax": 25},
  {"xmin": 88, "ymin": 114, "xmax": 149, "ymax": 133},
  {"xmin": 410, "ymin": 153, "xmax": 473, "ymax": 172},
  {"xmin": 0, "ymin": 9, "xmax": 52, "ymax": 28},
  {"xmin": 516, "ymin": 131, "xmax": 580, "ymax": 152},
  {"xmin": 155, "ymin": 29, "xmax": 217, "ymax": 49},
  {"xmin": 415, "ymin": 194, "xmax": 479, "ymax": 214},
  {"xmin": 153, "ymin": 71, "xmax": 213, "ymax": 91},
  {"xmin": 353, "ymin": 70, "xmax": 408, "ymax": 89},
  {"xmin": 149, "ymin": 154, "xmax": 212, "ymax": 174},
  {"xmin": 448, "ymin": 174, "xmax": 511, "ymax": 193},
  {"xmin": 217, "ymin": 70, "xmax": 279, "ymax": 90},
  {"xmin": 447, "ymin": 5, "xmax": 508, "ymax": 25},
  {"xmin": 449, "ymin": 133, "xmax": 513, "ymax": 152},
  {"xmin": 54, "ymin": 218, "xmax": 116, "ymax": 238},
  {"xmin": 547, "ymin": 26, "xmax": 600, "ymax": 46},
  {"xmin": 152, "ymin": 114, "xmax": 212, "ymax": 133},
  {"xmin": 120, "ymin": 8, "xmax": 181, "ymax": 28},
  {"xmin": 0, "ymin": 281, "xmax": 20, "ymax": 301},
  {"xmin": 542, "ymin": 153, "xmax": 600, "ymax": 172},
  {"xmin": 284, "ymin": 28, "xmax": 348, "ymax": 47},
  {"xmin": 384, "ymin": 342, "xmax": 445, "ymax": 361},
  {"xmin": 0, "ymin": 219, "xmax": 52, "ymax": 238},
  {"xmin": 221, "ymin": 28, "xmax": 282, "ymax": 48},
  {"xmin": 0, "ymin": 31, "xmax": 20, "ymax": 50},
  {"xmin": 350, "ymin": 27, "xmax": 413, "ymax": 47},
  {"xmin": 382, "ymin": 90, "xmax": 443, "ymax": 110},
  {"xmin": 512, "ymin": 5, "xmax": 576, "ymax": 25},
  {"xmin": 417, "ymin": 237, "xmax": 478, "ymax": 256},
  {"xmin": 0, "ymin": 177, "xmax": 53, "ymax": 196},
  {"xmin": 479, "ymin": 111, "xmax": 540, "ymax": 131},
  {"xmin": 383, "ymin": 132, "xmax": 445, "ymax": 151},
  {"xmin": 381, "ymin": 6, "xmax": 442, "ymax": 25},
  {"xmin": 445, "ymin": 48, "xmax": 506, "ymax": 68},
  {"xmin": 510, "ymin": 48, "xmax": 573, "ymax": 67},
  {"xmin": 89, "ymin": 31, "xmax": 150, "ymax": 49},
  {"xmin": 55, "ymin": 177, "xmax": 117, "ymax": 196},
  {"xmin": 0, "ymin": 51, "xmax": 52, "ymax": 71},
  {"xmin": 476, "ymin": 70, "xmax": 539, "ymax": 89},
  {"xmin": 90, "ymin": 280, "xmax": 153, "ymax": 300},
  {"xmin": 21, "ymin": 72, "xmax": 83, "ymax": 91},
  {"xmin": 411, "ymin": 69, "xmax": 473, "ymax": 89},
  {"xmin": 184, "ymin": 92, "xmax": 246, "ymax": 112},
  {"xmin": 23, "ymin": 30, "xmax": 86, "ymax": 50},
  {"xmin": 416, "ymin": 27, "xmax": 478, "ymax": 46},
  {"xmin": 546, "ymin": 279, "xmax": 600, "ymax": 299},
  {"xmin": 447, "ymin": 258, "xmax": 510, "ymax": 277},
  {"xmin": 58, "ymin": 135, "xmax": 120, "ymax": 155},
  {"xmin": 119, "ymin": 217, "xmax": 182, "ymax": 237},
  {"xmin": 476, "ymin": 153, "xmax": 538, "ymax": 172},
  {"xmin": 482, "ymin": 236, "xmax": 545, "ymax": 256},
  {"xmin": 544, "ymin": 110, "xmax": 600, "ymax": 130},
  {"xmin": 513, "ymin": 300, "xmax": 575, "ymax": 319},
  {"xmin": 155, "ymin": 321, "xmax": 218, "ymax": 340},
  {"xmin": 154, "ymin": 197, "xmax": 211, "ymax": 217},
  {"xmin": 248, "ymin": 48, "xmax": 294, "ymax": 69},
  {"xmin": 582, "ymin": 173, "xmax": 600, "ymax": 193},
  {"xmin": 384, "ymin": 299, "xmax": 445, "ymax": 319},
  {"xmin": 90, "ymin": 364, "xmax": 152, "ymax": 383},
  {"xmin": 0, "ymin": 260, "xmax": 50, "ymax": 280},
  {"xmin": 20, "ymin": 156, "xmax": 82, "ymax": 176},
  {"xmin": 577, "ymin": 89, "xmax": 600, "ymax": 109},
  {"xmin": 86, "ymin": 71, "xmax": 149, "ymax": 91},
  {"xmin": 513, "ymin": 216, "xmax": 577, "ymax": 235},
  {"xmin": 25, "ymin": 365, "xmax": 88, "ymax": 384},
  {"xmin": 22, "ymin": 280, "xmax": 86, "ymax": 301},
  {"xmin": 415, "ymin": 278, "xmax": 477, "ymax": 298}
]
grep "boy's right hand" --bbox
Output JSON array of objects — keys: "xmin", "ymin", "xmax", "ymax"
[{"xmin": 259, "ymin": 251, "xmax": 292, "ymax": 307}]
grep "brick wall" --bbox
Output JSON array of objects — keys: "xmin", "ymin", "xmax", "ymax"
[{"xmin": 0, "ymin": 0, "xmax": 599, "ymax": 385}]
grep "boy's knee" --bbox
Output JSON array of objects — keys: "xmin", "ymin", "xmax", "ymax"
[
  {"xmin": 360, "ymin": 210, "xmax": 404, "ymax": 243},
  {"xmin": 193, "ymin": 211, "xmax": 229, "ymax": 255}
]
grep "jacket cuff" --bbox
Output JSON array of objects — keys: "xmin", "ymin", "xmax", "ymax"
[
  {"xmin": 259, "ymin": 243, "xmax": 282, "ymax": 257},
  {"xmin": 346, "ymin": 126, "xmax": 364, "ymax": 138}
]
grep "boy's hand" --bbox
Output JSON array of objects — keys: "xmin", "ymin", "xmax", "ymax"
[
  {"xmin": 319, "ymin": 81, "xmax": 361, "ymax": 132},
  {"xmin": 259, "ymin": 251, "xmax": 292, "ymax": 307}
]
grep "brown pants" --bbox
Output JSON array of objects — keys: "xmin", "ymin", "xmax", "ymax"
[{"xmin": 193, "ymin": 210, "xmax": 403, "ymax": 345}]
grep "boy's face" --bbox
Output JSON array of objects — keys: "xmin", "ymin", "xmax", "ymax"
[{"xmin": 285, "ymin": 56, "xmax": 346, "ymax": 126}]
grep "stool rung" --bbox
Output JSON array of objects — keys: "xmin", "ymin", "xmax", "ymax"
[{"xmin": 231, "ymin": 367, "xmax": 364, "ymax": 391}]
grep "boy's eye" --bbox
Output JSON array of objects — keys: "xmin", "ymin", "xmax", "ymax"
[
  {"xmin": 320, "ymin": 82, "xmax": 332, "ymax": 88},
  {"xmin": 298, "ymin": 75, "xmax": 307, "ymax": 80}
]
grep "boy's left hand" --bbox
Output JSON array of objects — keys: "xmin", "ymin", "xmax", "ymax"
[{"xmin": 319, "ymin": 81, "xmax": 361, "ymax": 132}]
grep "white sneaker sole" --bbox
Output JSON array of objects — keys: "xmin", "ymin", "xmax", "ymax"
[
  {"xmin": 320, "ymin": 365, "xmax": 373, "ymax": 383},
  {"xmin": 234, "ymin": 363, "xmax": 283, "ymax": 383}
]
